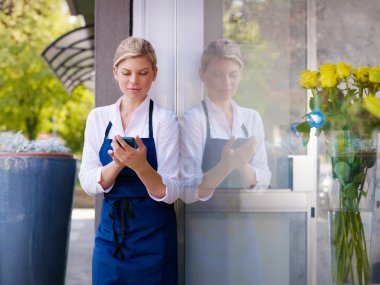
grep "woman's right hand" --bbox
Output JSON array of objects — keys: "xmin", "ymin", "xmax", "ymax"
[
  {"xmin": 108, "ymin": 135, "xmax": 149, "ymax": 173},
  {"xmin": 220, "ymin": 137, "xmax": 257, "ymax": 172}
]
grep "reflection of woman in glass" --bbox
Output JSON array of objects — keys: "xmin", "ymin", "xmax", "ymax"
[
  {"xmin": 182, "ymin": 38, "xmax": 271, "ymax": 197},
  {"xmin": 181, "ymin": 39, "xmax": 271, "ymax": 285}
]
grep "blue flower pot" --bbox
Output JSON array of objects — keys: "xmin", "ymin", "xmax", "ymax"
[{"xmin": 0, "ymin": 153, "xmax": 76, "ymax": 285}]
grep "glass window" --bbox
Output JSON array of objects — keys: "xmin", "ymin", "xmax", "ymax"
[
  {"xmin": 204, "ymin": 0, "xmax": 308, "ymax": 189},
  {"xmin": 185, "ymin": 212, "xmax": 307, "ymax": 285}
]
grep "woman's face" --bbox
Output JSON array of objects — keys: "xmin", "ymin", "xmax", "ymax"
[
  {"xmin": 113, "ymin": 55, "xmax": 157, "ymax": 101},
  {"xmin": 200, "ymin": 57, "xmax": 241, "ymax": 103}
]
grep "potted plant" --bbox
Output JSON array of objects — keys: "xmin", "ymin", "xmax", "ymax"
[
  {"xmin": 0, "ymin": 131, "xmax": 77, "ymax": 285},
  {"xmin": 296, "ymin": 63, "xmax": 380, "ymax": 285}
]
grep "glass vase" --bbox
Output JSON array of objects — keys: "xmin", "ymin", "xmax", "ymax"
[{"xmin": 326, "ymin": 131, "xmax": 377, "ymax": 285}]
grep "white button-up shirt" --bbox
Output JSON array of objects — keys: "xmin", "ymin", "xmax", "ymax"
[
  {"xmin": 181, "ymin": 96, "xmax": 271, "ymax": 201},
  {"xmin": 78, "ymin": 96, "xmax": 181, "ymax": 204}
]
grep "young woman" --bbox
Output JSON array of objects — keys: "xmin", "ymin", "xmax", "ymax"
[
  {"xmin": 79, "ymin": 37, "xmax": 179, "ymax": 285},
  {"xmin": 181, "ymin": 38, "xmax": 271, "ymax": 285}
]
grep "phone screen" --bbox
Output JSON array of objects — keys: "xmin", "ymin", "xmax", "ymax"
[
  {"xmin": 120, "ymin": 136, "xmax": 136, "ymax": 148},
  {"xmin": 232, "ymin": 138, "xmax": 248, "ymax": 149}
]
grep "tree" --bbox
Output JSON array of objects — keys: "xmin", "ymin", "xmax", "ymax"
[
  {"xmin": 55, "ymin": 85, "xmax": 94, "ymax": 154},
  {"xmin": 0, "ymin": 0, "xmax": 93, "ymax": 149}
]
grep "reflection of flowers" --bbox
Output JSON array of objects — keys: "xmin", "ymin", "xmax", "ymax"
[{"xmin": 297, "ymin": 63, "xmax": 380, "ymax": 285}]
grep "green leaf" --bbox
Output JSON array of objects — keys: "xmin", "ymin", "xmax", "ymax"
[
  {"xmin": 353, "ymin": 172, "xmax": 365, "ymax": 184},
  {"xmin": 333, "ymin": 161, "xmax": 351, "ymax": 180},
  {"xmin": 309, "ymin": 97, "xmax": 315, "ymax": 110},
  {"xmin": 302, "ymin": 132, "xmax": 310, "ymax": 147},
  {"xmin": 296, "ymin": 121, "xmax": 311, "ymax": 133},
  {"xmin": 329, "ymin": 113, "xmax": 347, "ymax": 129},
  {"xmin": 295, "ymin": 121, "xmax": 311, "ymax": 147},
  {"xmin": 315, "ymin": 126, "xmax": 324, "ymax": 137},
  {"xmin": 343, "ymin": 183, "xmax": 357, "ymax": 199}
]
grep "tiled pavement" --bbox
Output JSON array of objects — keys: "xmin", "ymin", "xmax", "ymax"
[{"xmin": 65, "ymin": 209, "xmax": 95, "ymax": 285}]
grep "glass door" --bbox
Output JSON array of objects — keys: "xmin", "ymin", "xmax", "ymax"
[
  {"xmin": 133, "ymin": 0, "xmax": 317, "ymax": 284},
  {"xmin": 177, "ymin": 1, "xmax": 315, "ymax": 285}
]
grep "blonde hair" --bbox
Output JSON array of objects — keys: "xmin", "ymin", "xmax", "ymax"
[
  {"xmin": 113, "ymin": 37, "xmax": 157, "ymax": 69},
  {"xmin": 200, "ymin": 38, "xmax": 244, "ymax": 71}
]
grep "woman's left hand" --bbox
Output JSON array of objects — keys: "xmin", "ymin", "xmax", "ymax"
[{"xmin": 108, "ymin": 135, "xmax": 149, "ymax": 173}]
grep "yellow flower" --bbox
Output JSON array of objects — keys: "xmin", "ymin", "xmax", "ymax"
[
  {"xmin": 320, "ymin": 72, "xmax": 338, "ymax": 88},
  {"xmin": 368, "ymin": 66, "xmax": 380, "ymax": 83},
  {"xmin": 363, "ymin": 95, "xmax": 380, "ymax": 119},
  {"xmin": 299, "ymin": 70, "xmax": 319, "ymax": 89},
  {"xmin": 319, "ymin": 64, "xmax": 337, "ymax": 88},
  {"xmin": 336, "ymin": 62, "xmax": 351, "ymax": 79},
  {"xmin": 319, "ymin": 63, "xmax": 336, "ymax": 73},
  {"xmin": 352, "ymin": 66, "xmax": 369, "ymax": 83}
]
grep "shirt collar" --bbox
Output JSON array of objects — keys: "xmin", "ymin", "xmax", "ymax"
[
  {"xmin": 204, "ymin": 96, "xmax": 244, "ymax": 130},
  {"xmin": 110, "ymin": 95, "xmax": 151, "ymax": 131},
  {"xmin": 204, "ymin": 96, "xmax": 239, "ymax": 114}
]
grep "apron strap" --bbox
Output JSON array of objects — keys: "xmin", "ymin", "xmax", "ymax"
[
  {"xmin": 202, "ymin": 100, "xmax": 249, "ymax": 138},
  {"xmin": 104, "ymin": 99, "xmax": 153, "ymax": 140},
  {"xmin": 105, "ymin": 122, "xmax": 112, "ymax": 138},
  {"xmin": 149, "ymin": 99, "xmax": 154, "ymax": 139},
  {"xmin": 242, "ymin": 124, "xmax": 249, "ymax": 137},
  {"xmin": 107, "ymin": 198, "xmax": 135, "ymax": 260},
  {"xmin": 201, "ymin": 100, "xmax": 211, "ymax": 139}
]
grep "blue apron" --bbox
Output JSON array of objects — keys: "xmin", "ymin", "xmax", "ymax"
[
  {"xmin": 201, "ymin": 100, "xmax": 248, "ymax": 189},
  {"xmin": 92, "ymin": 100, "xmax": 178, "ymax": 285}
]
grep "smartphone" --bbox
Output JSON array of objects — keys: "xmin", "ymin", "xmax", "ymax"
[
  {"xmin": 119, "ymin": 136, "xmax": 136, "ymax": 148},
  {"xmin": 232, "ymin": 138, "xmax": 248, "ymax": 149}
]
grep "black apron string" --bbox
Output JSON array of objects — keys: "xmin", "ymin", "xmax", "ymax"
[
  {"xmin": 105, "ymin": 100, "xmax": 153, "ymax": 139},
  {"xmin": 242, "ymin": 124, "xmax": 249, "ymax": 138},
  {"xmin": 149, "ymin": 99, "xmax": 154, "ymax": 139},
  {"xmin": 105, "ymin": 122, "xmax": 112, "ymax": 137},
  {"xmin": 202, "ymin": 100, "xmax": 211, "ymax": 139},
  {"xmin": 107, "ymin": 197, "xmax": 135, "ymax": 260}
]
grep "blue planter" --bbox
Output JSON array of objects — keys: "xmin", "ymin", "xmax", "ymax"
[{"xmin": 0, "ymin": 153, "xmax": 76, "ymax": 285}]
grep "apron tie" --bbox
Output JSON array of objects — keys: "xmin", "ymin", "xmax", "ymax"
[{"xmin": 107, "ymin": 198, "xmax": 135, "ymax": 260}]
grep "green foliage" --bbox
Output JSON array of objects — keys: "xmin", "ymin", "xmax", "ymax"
[
  {"xmin": 0, "ymin": 0, "xmax": 93, "ymax": 154},
  {"xmin": 222, "ymin": 1, "xmax": 271, "ymax": 114},
  {"xmin": 222, "ymin": 0, "xmax": 307, "ymax": 148},
  {"xmin": 55, "ymin": 85, "xmax": 94, "ymax": 154}
]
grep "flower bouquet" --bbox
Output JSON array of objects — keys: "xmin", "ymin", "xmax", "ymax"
[{"xmin": 296, "ymin": 63, "xmax": 380, "ymax": 285}]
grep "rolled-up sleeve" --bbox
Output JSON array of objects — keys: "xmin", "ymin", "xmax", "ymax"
[
  {"xmin": 179, "ymin": 109, "xmax": 208, "ymax": 203},
  {"xmin": 149, "ymin": 110, "xmax": 181, "ymax": 204},
  {"xmin": 78, "ymin": 109, "xmax": 113, "ymax": 196},
  {"xmin": 250, "ymin": 114, "xmax": 271, "ymax": 190}
]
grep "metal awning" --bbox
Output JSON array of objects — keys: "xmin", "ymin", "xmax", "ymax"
[{"xmin": 42, "ymin": 25, "xmax": 94, "ymax": 93}]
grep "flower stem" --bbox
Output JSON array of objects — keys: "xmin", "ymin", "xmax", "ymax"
[
  {"xmin": 359, "ymin": 84, "xmax": 364, "ymax": 99},
  {"xmin": 329, "ymin": 88, "xmax": 337, "ymax": 112},
  {"xmin": 332, "ymin": 153, "xmax": 371, "ymax": 285}
]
